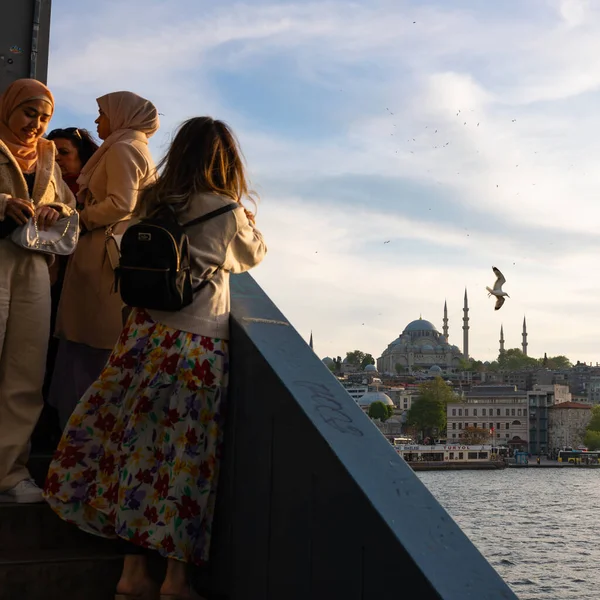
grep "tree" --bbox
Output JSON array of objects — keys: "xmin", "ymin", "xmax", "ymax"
[
  {"xmin": 462, "ymin": 426, "xmax": 490, "ymax": 445},
  {"xmin": 544, "ymin": 355, "xmax": 572, "ymax": 370},
  {"xmin": 361, "ymin": 353, "xmax": 375, "ymax": 369},
  {"xmin": 457, "ymin": 358, "xmax": 473, "ymax": 372},
  {"xmin": 368, "ymin": 401, "xmax": 390, "ymax": 422},
  {"xmin": 345, "ymin": 350, "xmax": 366, "ymax": 367},
  {"xmin": 385, "ymin": 404, "xmax": 395, "ymax": 419},
  {"xmin": 496, "ymin": 348, "xmax": 539, "ymax": 370},
  {"xmin": 587, "ymin": 406, "xmax": 600, "ymax": 432},
  {"xmin": 584, "ymin": 430, "xmax": 600, "ymax": 451},
  {"xmin": 406, "ymin": 377, "xmax": 455, "ymax": 439},
  {"xmin": 395, "ymin": 363, "xmax": 405, "ymax": 375}
]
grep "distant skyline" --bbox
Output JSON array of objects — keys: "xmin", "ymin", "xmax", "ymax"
[{"xmin": 47, "ymin": 0, "xmax": 600, "ymax": 364}]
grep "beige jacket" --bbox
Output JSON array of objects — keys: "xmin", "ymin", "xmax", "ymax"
[
  {"xmin": 0, "ymin": 139, "xmax": 75, "ymax": 223},
  {"xmin": 56, "ymin": 137, "xmax": 156, "ymax": 349},
  {"xmin": 148, "ymin": 192, "xmax": 267, "ymax": 339}
]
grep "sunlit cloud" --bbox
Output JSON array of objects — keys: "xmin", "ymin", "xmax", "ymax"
[{"xmin": 48, "ymin": 0, "xmax": 600, "ymax": 363}]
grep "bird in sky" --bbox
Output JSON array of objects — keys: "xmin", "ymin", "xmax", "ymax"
[{"xmin": 486, "ymin": 266, "xmax": 509, "ymax": 310}]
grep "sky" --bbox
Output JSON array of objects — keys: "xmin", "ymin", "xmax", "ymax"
[{"xmin": 46, "ymin": 0, "xmax": 600, "ymax": 365}]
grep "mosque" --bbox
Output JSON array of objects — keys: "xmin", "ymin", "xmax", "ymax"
[
  {"xmin": 376, "ymin": 291, "xmax": 530, "ymax": 375},
  {"xmin": 320, "ymin": 289, "xmax": 530, "ymax": 376},
  {"xmin": 376, "ymin": 295, "xmax": 466, "ymax": 375}
]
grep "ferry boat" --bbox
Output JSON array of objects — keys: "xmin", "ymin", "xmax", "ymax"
[{"xmin": 393, "ymin": 444, "xmax": 507, "ymax": 471}]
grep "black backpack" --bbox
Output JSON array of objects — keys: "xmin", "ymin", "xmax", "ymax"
[{"xmin": 116, "ymin": 203, "xmax": 238, "ymax": 311}]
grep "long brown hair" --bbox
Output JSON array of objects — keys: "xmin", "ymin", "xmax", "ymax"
[{"xmin": 139, "ymin": 117, "xmax": 256, "ymax": 215}]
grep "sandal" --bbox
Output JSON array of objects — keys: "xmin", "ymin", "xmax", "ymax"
[
  {"xmin": 160, "ymin": 591, "xmax": 207, "ymax": 600},
  {"xmin": 115, "ymin": 590, "xmax": 159, "ymax": 600}
]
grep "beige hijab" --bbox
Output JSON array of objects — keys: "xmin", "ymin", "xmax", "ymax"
[
  {"xmin": 77, "ymin": 91, "xmax": 159, "ymax": 192},
  {"xmin": 0, "ymin": 78, "xmax": 54, "ymax": 173}
]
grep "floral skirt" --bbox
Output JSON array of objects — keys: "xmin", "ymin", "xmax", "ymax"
[{"xmin": 43, "ymin": 309, "xmax": 229, "ymax": 565}]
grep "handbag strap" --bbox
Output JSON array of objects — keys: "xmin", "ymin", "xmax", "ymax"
[{"xmin": 32, "ymin": 214, "xmax": 75, "ymax": 247}]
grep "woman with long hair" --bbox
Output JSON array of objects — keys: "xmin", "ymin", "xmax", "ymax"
[
  {"xmin": 0, "ymin": 79, "xmax": 75, "ymax": 503},
  {"xmin": 50, "ymin": 92, "xmax": 158, "ymax": 429},
  {"xmin": 44, "ymin": 117, "xmax": 266, "ymax": 599}
]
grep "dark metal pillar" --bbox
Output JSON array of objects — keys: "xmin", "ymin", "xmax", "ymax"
[{"xmin": 0, "ymin": 0, "xmax": 52, "ymax": 92}]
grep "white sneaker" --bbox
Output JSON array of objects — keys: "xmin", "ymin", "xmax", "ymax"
[{"xmin": 0, "ymin": 479, "xmax": 44, "ymax": 504}]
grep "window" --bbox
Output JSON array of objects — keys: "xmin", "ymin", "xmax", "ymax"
[
  {"xmin": 449, "ymin": 452, "xmax": 455, "ymax": 459},
  {"xmin": 478, "ymin": 452, "xmax": 488, "ymax": 459},
  {"xmin": 505, "ymin": 433, "xmax": 509, "ymax": 438},
  {"xmin": 452, "ymin": 408, "xmax": 456, "ymax": 416},
  {"xmin": 505, "ymin": 423, "xmax": 510, "ymax": 430},
  {"xmin": 452, "ymin": 423, "xmax": 457, "ymax": 429},
  {"xmin": 459, "ymin": 409, "xmax": 463, "ymax": 416},
  {"xmin": 497, "ymin": 423, "xmax": 501, "ymax": 430},
  {"xmin": 452, "ymin": 433, "xmax": 456, "ymax": 438},
  {"xmin": 473, "ymin": 408, "xmax": 477, "ymax": 416},
  {"xmin": 459, "ymin": 423, "xmax": 463, "ymax": 429},
  {"xmin": 458, "ymin": 452, "xmax": 464, "ymax": 459},
  {"xmin": 468, "ymin": 452, "xmax": 478, "ymax": 460},
  {"xmin": 512, "ymin": 420, "xmax": 521, "ymax": 426},
  {"xmin": 490, "ymin": 423, "xmax": 494, "ymax": 430},
  {"xmin": 517, "ymin": 409, "xmax": 522, "ymax": 416},
  {"xmin": 483, "ymin": 408, "xmax": 487, "ymax": 416},
  {"xmin": 497, "ymin": 409, "xmax": 501, "ymax": 416},
  {"xmin": 505, "ymin": 409, "xmax": 510, "ymax": 416},
  {"xmin": 523, "ymin": 409, "xmax": 527, "ymax": 416},
  {"xmin": 465, "ymin": 409, "xmax": 469, "ymax": 416},
  {"xmin": 511, "ymin": 409, "xmax": 516, "ymax": 416}
]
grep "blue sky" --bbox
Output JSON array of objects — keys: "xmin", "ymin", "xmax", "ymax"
[{"xmin": 47, "ymin": 0, "xmax": 600, "ymax": 364}]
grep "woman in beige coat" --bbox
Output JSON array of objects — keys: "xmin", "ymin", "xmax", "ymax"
[
  {"xmin": 0, "ymin": 79, "xmax": 75, "ymax": 504},
  {"xmin": 50, "ymin": 92, "xmax": 159, "ymax": 428}
]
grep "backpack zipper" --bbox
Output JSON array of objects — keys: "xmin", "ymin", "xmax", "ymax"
[{"xmin": 135, "ymin": 223, "xmax": 182, "ymax": 270}]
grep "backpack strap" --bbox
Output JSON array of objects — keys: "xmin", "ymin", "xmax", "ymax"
[
  {"xmin": 182, "ymin": 203, "xmax": 239, "ymax": 228},
  {"xmin": 184, "ymin": 203, "xmax": 239, "ymax": 294}
]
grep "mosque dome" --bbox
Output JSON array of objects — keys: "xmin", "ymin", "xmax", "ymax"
[
  {"xmin": 364, "ymin": 364, "xmax": 378, "ymax": 373},
  {"xmin": 421, "ymin": 344, "xmax": 434, "ymax": 352},
  {"xmin": 322, "ymin": 357, "xmax": 334, "ymax": 366},
  {"xmin": 429, "ymin": 365, "xmax": 443, "ymax": 374},
  {"xmin": 358, "ymin": 391, "xmax": 394, "ymax": 408},
  {"xmin": 403, "ymin": 319, "xmax": 439, "ymax": 333}
]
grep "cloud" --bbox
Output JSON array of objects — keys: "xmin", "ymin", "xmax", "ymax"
[{"xmin": 47, "ymin": 0, "xmax": 600, "ymax": 363}]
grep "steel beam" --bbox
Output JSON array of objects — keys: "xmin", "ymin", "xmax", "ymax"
[{"xmin": 0, "ymin": 0, "xmax": 51, "ymax": 92}]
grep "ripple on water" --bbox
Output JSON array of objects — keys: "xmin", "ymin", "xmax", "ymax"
[{"xmin": 418, "ymin": 469, "xmax": 600, "ymax": 600}]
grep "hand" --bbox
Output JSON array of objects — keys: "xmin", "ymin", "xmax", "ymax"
[
  {"xmin": 35, "ymin": 205, "xmax": 60, "ymax": 231},
  {"xmin": 5, "ymin": 197, "xmax": 34, "ymax": 225}
]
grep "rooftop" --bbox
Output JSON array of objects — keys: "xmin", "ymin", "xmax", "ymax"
[{"xmin": 548, "ymin": 402, "xmax": 592, "ymax": 410}]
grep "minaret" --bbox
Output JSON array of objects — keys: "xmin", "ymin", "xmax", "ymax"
[
  {"xmin": 462, "ymin": 288, "xmax": 469, "ymax": 360},
  {"xmin": 443, "ymin": 300, "xmax": 449, "ymax": 341},
  {"xmin": 309, "ymin": 331, "xmax": 314, "ymax": 351},
  {"xmin": 522, "ymin": 317, "xmax": 528, "ymax": 356},
  {"xmin": 499, "ymin": 324, "xmax": 505, "ymax": 353}
]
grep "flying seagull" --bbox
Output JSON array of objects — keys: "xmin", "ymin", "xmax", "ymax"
[{"xmin": 486, "ymin": 266, "xmax": 509, "ymax": 310}]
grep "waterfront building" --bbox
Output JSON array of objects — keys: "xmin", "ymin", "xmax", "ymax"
[
  {"xmin": 548, "ymin": 402, "xmax": 592, "ymax": 451},
  {"xmin": 446, "ymin": 385, "xmax": 528, "ymax": 450},
  {"xmin": 528, "ymin": 384, "xmax": 571, "ymax": 455}
]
